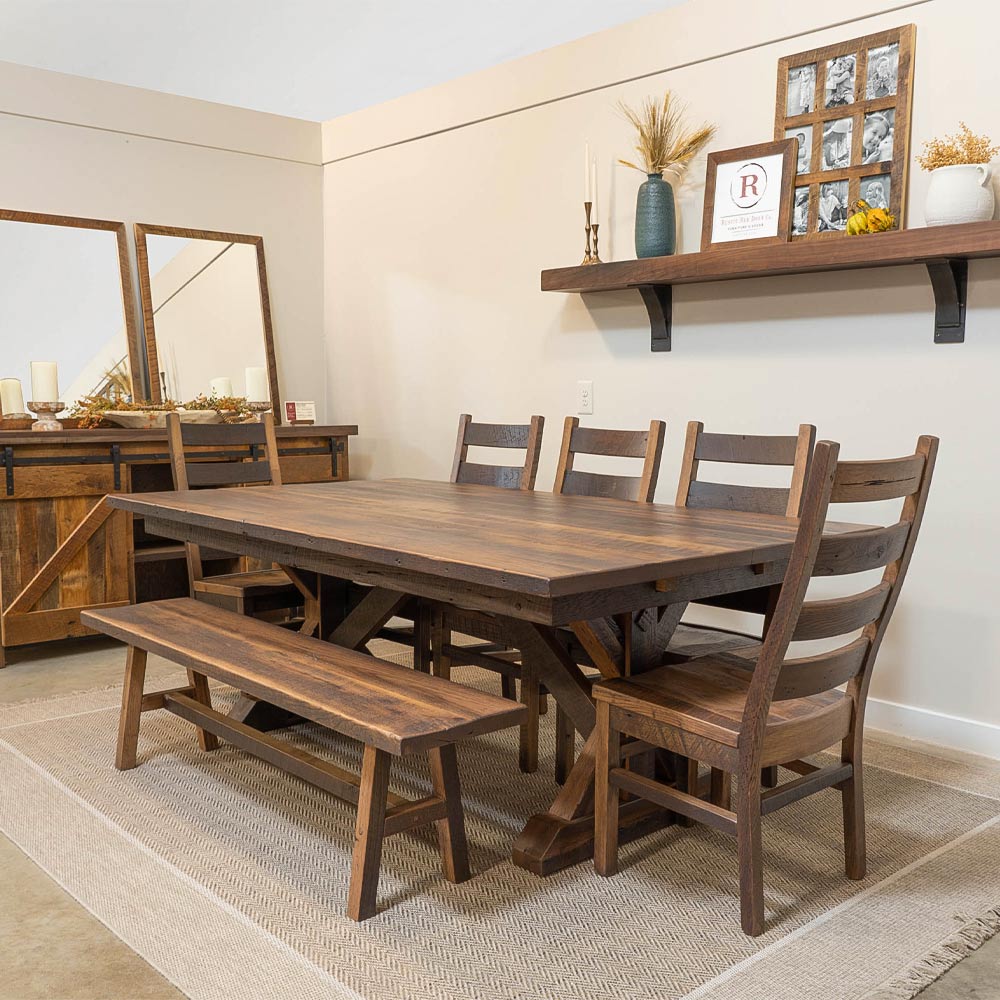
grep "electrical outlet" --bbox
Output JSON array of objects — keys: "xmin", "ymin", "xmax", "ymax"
[{"xmin": 577, "ymin": 380, "xmax": 593, "ymax": 415}]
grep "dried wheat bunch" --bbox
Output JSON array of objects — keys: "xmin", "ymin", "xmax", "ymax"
[
  {"xmin": 618, "ymin": 91, "xmax": 716, "ymax": 176},
  {"xmin": 917, "ymin": 122, "xmax": 1000, "ymax": 171}
]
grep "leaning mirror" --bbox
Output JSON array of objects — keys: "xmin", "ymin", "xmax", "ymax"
[
  {"xmin": 135, "ymin": 224, "xmax": 281, "ymax": 421},
  {"xmin": 0, "ymin": 210, "xmax": 143, "ymax": 422}
]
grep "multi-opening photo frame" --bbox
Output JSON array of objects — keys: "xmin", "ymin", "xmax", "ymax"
[{"xmin": 774, "ymin": 25, "xmax": 915, "ymax": 239}]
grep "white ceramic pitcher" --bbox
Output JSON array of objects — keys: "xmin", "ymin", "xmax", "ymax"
[{"xmin": 924, "ymin": 163, "xmax": 995, "ymax": 226}]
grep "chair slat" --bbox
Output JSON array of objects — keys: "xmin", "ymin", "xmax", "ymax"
[
  {"xmin": 185, "ymin": 461, "xmax": 274, "ymax": 487},
  {"xmin": 792, "ymin": 582, "xmax": 891, "ymax": 641},
  {"xmin": 561, "ymin": 469, "xmax": 641, "ymax": 502},
  {"xmin": 695, "ymin": 432, "xmax": 800, "ymax": 466},
  {"xmin": 813, "ymin": 522, "xmax": 909, "ymax": 576},
  {"xmin": 831, "ymin": 454, "xmax": 925, "ymax": 503},
  {"xmin": 176, "ymin": 422, "xmax": 269, "ymax": 447},
  {"xmin": 569, "ymin": 425, "xmax": 652, "ymax": 459},
  {"xmin": 686, "ymin": 481, "xmax": 790, "ymax": 516},
  {"xmin": 455, "ymin": 462, "xmax": 523, "ymax": 489},
  {"xmin": 463, "ymin": 422, "xmax": 532, "ymax": 449},
  {"xmin": 772, "ymin": 637, "xmax": 869, "ymax": 700}
]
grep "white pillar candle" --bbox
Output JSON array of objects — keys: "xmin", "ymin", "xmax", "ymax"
[
  {"xmin": 30, "ymin": 362, "xmax": 59, "ymax": 402},
  {"xmin": 244, "ymin": 366, "xmax": 269, "ymax": 402},
  {"xmin": 584, "ymin": 142, "xmax": 592, "ymax": 201},
  {"xmin": 209, "ymin": 377, "xmax": 233, "ymax": 398},
  {"xmin": 0, "ymin": 378, "xmax": 25, "ymax": 415}
]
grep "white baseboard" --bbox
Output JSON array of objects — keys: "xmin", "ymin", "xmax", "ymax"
[{"xmin": 866, "ymin": 697, "xmax": 1000, "ymax": 761}]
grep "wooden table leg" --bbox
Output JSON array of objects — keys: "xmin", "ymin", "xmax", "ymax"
[{"xmin": 503, "ymin": 607, "xmax": 687, "ymax": 876}]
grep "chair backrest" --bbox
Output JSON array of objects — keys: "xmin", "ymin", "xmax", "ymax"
[
  {"xmin": 450, "ymin": 413, "xmax": 544, "ymax": 490},
  {"xmin": 741, "ymin": 435, "xmax": 938, "ymax": 757},
  {"xmin": 676, "ymin": 421, "xmax": 817, "ymax": 517},
  {"xmin": 166, "ymin": 412, "xmax": 282, "ymax": 584},
  {"xmin": 553, "ymin": 417, "xmax": 666, "ymax": 503}
]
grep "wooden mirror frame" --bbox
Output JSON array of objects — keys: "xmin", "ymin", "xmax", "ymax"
[
  {"xmin": 0, "ymin": 208, "xmax": 145, "ymax": 401},
  {"xmin": 134, "ymin": 223, "xmax": 281, "ymax": 421}
]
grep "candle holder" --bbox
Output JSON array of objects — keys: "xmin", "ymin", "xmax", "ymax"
[
  {"xmin": 590, "ymin": 223, "xmax": 603, "ymax": 264},
  {"xmin": 28, "ymin": 401, "xmax": 65, "ymax": 432},
  {"xmin": 582, "ymin": 200, "xmax": 594, "ymax": 265},
  {"xmin": 248, "ymin": 401, "xmax": 271, "ymax": 422}
]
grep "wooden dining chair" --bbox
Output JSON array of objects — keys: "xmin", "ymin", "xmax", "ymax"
[
  {"xmin": 166, "ymin": 412, "xmax": 319, "ymax": 634},
  {"xmin": 594, "ymin": 434, "xmax": 938, "ymax": 935},
  {"xmin": 435, "ymin": 416, "xmax": 666, "ymax": 775},
  {"xmin": 383, "ymin": 413, "xmax": 544, "ymax": 671}
]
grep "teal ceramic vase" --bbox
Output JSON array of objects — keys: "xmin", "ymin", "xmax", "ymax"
[{"xmin": 635, "ymin": 173, "xmax": 676, "ymax": 258}]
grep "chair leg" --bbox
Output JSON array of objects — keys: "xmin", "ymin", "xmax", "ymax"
[
  {"xmin": 595, "ymin": 700, "xmax": 621, "ymax": 877},
  {"xmin": 518, "ymin": 658, "xmax": 540, "ymax": 774},
  {"xmin": 761, "ymin": 766, "xmax": 779, "ymax": 788},
  {"xmin": 736, "ymin": 768, "xmax": 765, "ymax": 936},
  {"xmin": 186, "ymin": 669, "xmax": 220, "ymax": 752},
  {"xmin": 501, "ymin": 674, "xmax": 517, "ymax": 700},
  {"xmin": 711, "ymin": 768, "xmax": 732, "ymax": 810},
  {"xmin": 554, "ymin": 705, "xmax": 575, "ymax": 785},
  {"xmin": 430, "ymin": 612, "xmax": 451, "ymax": 680},
  {"xmin": 841, "ymin": 735, "xmax": 867, "ymax": 880},
  {"xmin": 115, "ymin": 646, "xmax": 148, "ymax": 771},
  {"xmin": 347, "ymin": 745, "xmax": 392, "ymax": 921},
  {"xmin": 428, "ymin": 744, "xmax": 471, "ymax": 883}
]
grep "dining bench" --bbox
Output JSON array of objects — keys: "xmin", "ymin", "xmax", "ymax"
[{"xmin": 81, "ymin": 597, "xmax": 527, "ymax": 921}]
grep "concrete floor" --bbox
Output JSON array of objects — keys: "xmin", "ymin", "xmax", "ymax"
[{"xmin": 1, "ymin": 638, "xmax": 999, "ymax": 1000}]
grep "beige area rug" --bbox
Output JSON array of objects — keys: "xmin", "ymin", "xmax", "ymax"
[{"xmin": 2, "ymin": 650, "xmax": 1000, "ymax": 1000}]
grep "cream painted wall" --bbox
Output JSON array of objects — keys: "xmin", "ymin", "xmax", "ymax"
[
  {"xmin": 322, "ymin": 0, "xmax": 1000, "ymax": 754},
  {"xmin": 0, "ymin": 61, "xmax": 325, "ymax": 414}
]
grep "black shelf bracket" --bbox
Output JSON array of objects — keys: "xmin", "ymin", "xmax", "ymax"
[
  {"xmin": 927, "ymin": 258, "xmax": 968, "ymax": 344},
  {"xmin": 637, "ymin": 284, "xmax": 673, "ymax": 352}
]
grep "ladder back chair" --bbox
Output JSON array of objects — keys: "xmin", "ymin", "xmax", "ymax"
[
  {"xmin": 166, "ymin": 412, "xmax": 319, "ymax": 634},
  {"xmin": 451, "ymin": 412, "xmax": 545, "ymax": 489},
  {"xmin": 594, "ymin": 434, "xmax": 938, "ymax": 935}
]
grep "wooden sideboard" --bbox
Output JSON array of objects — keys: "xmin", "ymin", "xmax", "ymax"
[{"xmin": 0, "ymin": 424, "xmax": 357, "ymax": 665}]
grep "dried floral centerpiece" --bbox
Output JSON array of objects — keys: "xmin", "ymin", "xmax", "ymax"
[
  {"xmin": 618, "ymin": 91, "xmax": 716, "ymax": 257},
  {"xmin": 71, "ymin": 393, "xmax": 253, "ymax": 429},
  {"xmin": 918, "ymin": 123, "xmax": 998, "ymax": 226}
]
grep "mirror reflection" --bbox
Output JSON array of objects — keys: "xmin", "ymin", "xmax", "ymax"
[
  {"xmin": 141, "ymin": 233, "xmax": 273, "ymax": 406},
  {"xmin": 0, "ymin": 217, "xmax": 136, "ymax": 413}
]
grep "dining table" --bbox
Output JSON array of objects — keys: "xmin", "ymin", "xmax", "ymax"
[{"xmin": 106, "ymin": 478, "xmax": 866, "ymax": 875}]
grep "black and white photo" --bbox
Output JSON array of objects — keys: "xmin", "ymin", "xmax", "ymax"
[
  {"xmin": 862, "ymin": 110, "xmax": 895, "ymax": 164},
  {"xmin": 866, "ymin": 42, "xmax": 899, "ymax": 99},
  {"xmin": 785, "ymin": 126, "xmax": 813, "ymax": 174},
  {"xmin": 822, "ymin": 118, "xmax": 853, "ymax": 170},
  {"xmin": 824, "ymin": 54, "xmax": 856, "ymax": 107},
  {"xmin": 859, "ymin": 175, "xmax": 891, "ymax": 210},
  {"xmin": 818, "ymin": 180, "xmax": 849, "ymax": 231},
  {"xmin": 792, "ymin": 187, "xmax": 810, "ymax": 235},
  {"xmin": 786, "ymin": 64, "xmax": 816, "ymax": 116}
]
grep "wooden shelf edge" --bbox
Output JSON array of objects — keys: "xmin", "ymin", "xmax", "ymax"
[{"xmin": 540, "ymin": 222, "xmax": 1000, "ymax": 349}]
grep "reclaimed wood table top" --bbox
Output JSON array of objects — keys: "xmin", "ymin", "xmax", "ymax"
[{"xmin": 107, "ymin": 479, "xmax": 867, "ymax": 625}]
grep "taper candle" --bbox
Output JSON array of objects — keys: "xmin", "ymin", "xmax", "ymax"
[
  {"xmin": 30, "ymin": 362, "xmax": 59, "ymax": 402},
  {"xmin": 0, "ymin": 378, "xmax": 25, "ymax": 415},
  {"xmin": 209, "ymin": 376, "xmax": 233, "ymax": 398},
  {"xmin": 591, "ymin": 157, "xmax": 599, "ymax": 219},
  {"xmin": 245, "ymin": 366, "xmax": 269, "ymax": 402},
  {"xmin": 584, "ymin": 142, "xmax": 592, "ymax": 201}
]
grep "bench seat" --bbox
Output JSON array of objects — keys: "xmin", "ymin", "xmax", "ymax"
[{"xmin": 82, "ymin": 597, "xmax": 527, "ymax": 920}]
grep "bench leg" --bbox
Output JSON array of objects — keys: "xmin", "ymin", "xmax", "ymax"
[
  {"xmin": 347, "ymin": 745, "xmax": 392, "ymax": 921},
  {"xmin": 186, "ymin": 670, "xmax": 220, "ymax": 753},
  {"xmin": 116, "ymin": 646, "xmax": 148, "ymax": 771},
  {"xmin": 428, "ymin": 744, "xmax": 471, "ymax": 883}
]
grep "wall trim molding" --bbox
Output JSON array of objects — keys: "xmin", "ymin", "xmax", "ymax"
[{"xmin": 867, "ymin": 697, "xmax": 1000, "ymax": 761}]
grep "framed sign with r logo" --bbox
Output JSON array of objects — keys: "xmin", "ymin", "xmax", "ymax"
[{"xmin": 701, "ymin": 139, "xmax": 797, "ymax": 251}]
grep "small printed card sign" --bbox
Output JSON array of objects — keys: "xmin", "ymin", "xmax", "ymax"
[
  {"xmin": 701, "ymin": 140, "xmax": 797, "ymax": 251},
  {"xmin": 284, "ymin": 400, "xmax": 317, "ymax": 425}
]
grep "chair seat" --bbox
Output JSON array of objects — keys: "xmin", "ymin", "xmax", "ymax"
[
  {"xmin": 665, "ymin": 623, "xmax": 762, "ymax": 663},
  {"xmin": 193, "ymin": 568, "xmax": 299, "ymax": 599},
  {"xmin": 594, "ymin": 653, "xmax": 852, "ymax": 759}
]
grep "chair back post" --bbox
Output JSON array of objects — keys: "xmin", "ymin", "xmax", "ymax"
[
  {"xmin": 786, "ymin": 424, "xmax": 818, "ymax": 516},
  {"xmin": 637, "ymin": 419, "xmax": 667, "ymax": 504},
  {"xmin": 739, "ymin": 441, "xmax": 840, "ymax": 771},
  {"xmin": 552, "ymin": 416, "xmax": 578, "ymax": 496},
  {"xmin": 450, "ymin": 413, "xmax": 546, "ymax": 490}
]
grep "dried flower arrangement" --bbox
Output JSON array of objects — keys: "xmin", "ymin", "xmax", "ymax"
[
  {"xmin": 618, "ymin": 92, "xmax": 717, "ymax": 177},
  {"xmin": 917, "ymin": 123, "xmax": 1000, "ymax": 171},
  {"xmin": 70, "ymin": 393, "xmax": 252, "ymax": 428},
  {"xmin": 846, "ymin": 200, "xmax": 896, "ymax": 235}
]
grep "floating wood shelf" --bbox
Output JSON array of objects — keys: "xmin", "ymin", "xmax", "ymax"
[{"xmin": 541, "ymin": 221, "xmax": 1000, "ymax": 351}]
